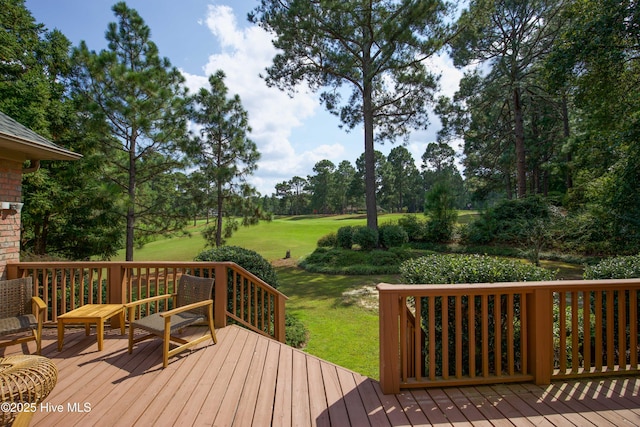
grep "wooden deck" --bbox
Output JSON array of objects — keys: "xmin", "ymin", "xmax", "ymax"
[{"xmin": 3, "ymin": 324, "xmax": 640, "ymax": 426}]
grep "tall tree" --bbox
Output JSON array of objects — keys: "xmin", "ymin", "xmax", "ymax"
[
  {"xmin": 189, "ymin": 70, "xmax": 260, "ymax": 247},
  {"xmin": 307, "ymin": 160, "xmax": 336, "ymax": 214},
  {"xmin": 450, "ymin": 0, "xmax": 566, "ymax": 197},
  {"xmin": 250, "ymin": 0, "xmax": 453, "ymax": 231},
  {"xmin": 1, "ymin": 0, "xmax": 123, "ymax": 259},
  {"xmin": 72, "ymin": 2, "xmax": 189, "ymax": 260},
  {"xmin": 387, "ymin": 146, "xmax": 418, "ymax": 212}
]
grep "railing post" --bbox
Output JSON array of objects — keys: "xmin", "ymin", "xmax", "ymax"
[
  {"xmin": 5, "ymin": 262, "xmax": 19, "ymax": 280},
  {"xmin": 275, "ymin": 294, "xmax": 286, "ymax": 343},
  {"xmin": 214, "ymin": 263, "xmax": 228, "ymax": 329},
  {"xmin": 108, "ymin": 263, "xmax": 126, "ymax": 329},
  {"xmin": 378, "ymin": 285, "xmax": 400, "ymax": 394},
  {"xmin": 528, "ymin": 288, "xmax": 553, "ymax": 384}
]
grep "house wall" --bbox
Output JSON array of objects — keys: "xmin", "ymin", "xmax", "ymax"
[{"xmin": 0, "ymin": 160, "xmax": 22, "ymax": 280}]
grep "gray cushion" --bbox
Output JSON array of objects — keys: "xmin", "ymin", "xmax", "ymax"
[
  {"xmin": 0, "ymin": 314, "xmax": 37, "ymax": 335},
  {"xmin": 132, "ymin": 312, "xmax": 204, "ymax": 335}
]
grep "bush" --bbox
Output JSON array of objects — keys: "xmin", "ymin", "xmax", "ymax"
[
  {"xmin": 379, "ymin": 224, "xmax": 409, "ymax": 248},
  {"xmin": 462, "ymin": 195, "xmax": 552, "ymax": 245},
  {"xmin": 194, "ymin": 246, "xmax": 308, "ymax": 348},
  {"xmin": 352, "ymin": 226, "xmax": 379, "ymax": 250},
  {"xmin": 583, "ymin": 254, "xmax": 640, "ymax": 279},
  {"xmin": 400, "ymin": 254, "xmax": 557, "ymax": 284},
  {"xmin": 195, "ymin": 246, "xmax": 280, "ymax": 288},
  {"xmin": 336, "ymin": 226, "xmax": 353, "ymax": 249},
  {"xmin": 299, "ymin": 247, "xmax": 401, "ymax": 274},
  {"xmin": 285, "ymin": 313, "xmax": 308, "ymax": 349},
  {"xmin": 398, "ymin": 215, "xmax": 426, "ymax": 242},
  {"xmin": 317, "ymin": 232, "xmax": 337, "ymax": 248},
  {"xmin": 400, "ymin": 254, "xmax": 555, "ymax": 377}
]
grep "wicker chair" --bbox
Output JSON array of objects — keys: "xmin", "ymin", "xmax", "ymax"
[
  {"xmin": 127, "ymin": 274, "xmax": 217, "ymax": 367},
  {"xmin": 0, "ymin": 278, "xmax": 47, "ymax": 355}
]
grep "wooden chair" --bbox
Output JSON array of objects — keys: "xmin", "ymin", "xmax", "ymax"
[
  {"xmin": 127, "ymin": 274, "xmax": 217, "ymax": 367},
  {"xmin": 0, "ymin": 278, "xmax": 47, "ymax": 355}
]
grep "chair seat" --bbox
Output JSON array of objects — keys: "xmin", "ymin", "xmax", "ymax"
[
  {"xmin": 132, "ymin": 312, "xmax": 204, "ymax": 335},
  {"xmin": 0, "ymin": 315, "xmax": 38, "ymax": 335}
]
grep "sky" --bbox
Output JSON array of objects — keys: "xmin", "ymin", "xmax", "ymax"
[{"xmin": 25, "ymin": 0, "xmax": 464, "ymax": 195}]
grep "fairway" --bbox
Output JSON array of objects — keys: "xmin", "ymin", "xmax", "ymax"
[
  {"xmin": 117, "ymin": 212, "xmax": 479, "ymax": 379},
  {"xmin": 121, "ymin": 213, "xmax": 424, "ymax": 262}
]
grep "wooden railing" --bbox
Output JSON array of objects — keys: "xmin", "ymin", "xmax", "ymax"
[
  {"xmin": 6, "ymin": 261, "xmax": 287, "ymax": 343},
  {"xmin": 378, "ymin": 279, "xmax": 640, "ymax": 394}
]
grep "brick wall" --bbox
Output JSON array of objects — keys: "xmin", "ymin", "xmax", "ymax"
[{"xmin": 0, "ymin": 160, "xmax": 22, "ymax": 280}]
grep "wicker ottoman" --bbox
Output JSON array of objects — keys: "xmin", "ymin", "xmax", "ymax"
[{"xmin": 0, "ymin": 355, "xmax": 58, "ymax": 426}]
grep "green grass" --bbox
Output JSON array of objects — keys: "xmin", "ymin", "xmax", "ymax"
[
  {"xmin": 122, "ymin": 213, "xmax": 410, "ymax": 262},
  {"xmin": 276, "ymin": 265, "xmax": 397, "ymax": 379}
]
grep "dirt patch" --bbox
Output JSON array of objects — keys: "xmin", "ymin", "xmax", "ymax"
[
  {"xmin": 341, "ymin": 285, "xmax": 379, "ymax": 311},
  {"xmin": 271, "ymin": 258, "xmax": 298, "ymax": 268}
]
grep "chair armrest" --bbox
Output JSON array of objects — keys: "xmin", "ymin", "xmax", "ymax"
[
  {"xmin": 160, "ymin": 299, "xmax": 213, "ymax": 318},
  {"xmin": 127, "ymin": 294, "xmax": 176, "ymax": 321},
  {"xmin": 32, "ymin": 296, "xmax": 46, "ymax": 311},
  {"xmin": 125, "ymin": 293, "xmax": 176, "ymax": 309},
  {"xmin": 32, "ymin": 297, "xmax": 46, "ymax": 322}
]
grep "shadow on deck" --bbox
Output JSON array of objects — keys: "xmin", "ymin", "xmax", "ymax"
[{"xmin": 2, "ymin": 325, "xmax": 639, "ymax": 426}]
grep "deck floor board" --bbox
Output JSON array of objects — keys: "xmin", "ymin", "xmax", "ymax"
[{"xmin": 1, "ymin": 325, "xmax": 638, "ymax": 426}]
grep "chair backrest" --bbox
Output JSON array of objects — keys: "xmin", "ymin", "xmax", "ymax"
[
  {"xmin": 0, "ymin": 278, "xmax": 34, "ymax": 319},
  {"xmin": 176, "ymin": 274, "xmax": 214, "ymax": 317}
]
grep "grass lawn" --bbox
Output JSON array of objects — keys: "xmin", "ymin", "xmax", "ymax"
[{"xmin": 276, "ymin": 264, "xmax": 398, "ymax": 379}]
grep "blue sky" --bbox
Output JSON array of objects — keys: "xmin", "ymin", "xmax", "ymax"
[{"xmin": 25, "ymin": 0, "xmax": 462, "ymax": 195}]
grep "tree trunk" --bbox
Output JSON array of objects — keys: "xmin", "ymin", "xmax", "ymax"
[
  {"xmin": 562, "ymin": 94, "xmax": 573, "ymax": 189},
  {"xmin": 512, "ymin": 87, "xmax": 527, "ymax": 198},
  {"xmin": 363, "ymin": 43, "xmax": 377, "ymax": 231},
  {"xmin": 216, "ymin": 184, "xmax": 223, "ymax": 247},
  {"xmin": 126, "ymin": 135, "xmax": 137, "ymax": 262}
]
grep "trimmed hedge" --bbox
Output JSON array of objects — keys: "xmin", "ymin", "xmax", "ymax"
[
  {"xmin": 583, "ymin": 254, "xmax": 640, "ymax": 279},
  {"xmin": 379, "ymin": 224, "xmax": 409, "ymax": 248},
  {"xmin": 400, "ymin": 254, "xmax": 555, "ymax": 377},
  {"xmin": 352, "ymin": 226, "xmax": 379, "ymax": 250},
  {"xmin": 400, "ymin": 254, "xmax": 557, "ymax": 284}
]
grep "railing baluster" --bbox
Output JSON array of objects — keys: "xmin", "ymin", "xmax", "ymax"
[
  {"xmin": 618, "ymin": 290, "xmax": 627, "ymax": 369},
  {"xmin": 469, "ymin": 295, "xmax": 476, "ymax": 378},
  {"xmin": 495, "ymin": 294, "xmax": 501, "ymax": 377},
  {"xmin": 507, "ymin": 293, "xmax": 514, "ymax": 376},
  {"xmin": 481, "ymin": 294, "xmax": 489, "ymax": 377},
  {"xmin": 571, "ymin": 291, "xmax": 579, "ymax": 374},
  {"xmin": 583, "ymin": 290, "xmax": 591, "ymax": 373},
  {"xmin": 455, "ymin": 295, "xmax": 462, "ymax": 379},
  {"xmin": 630, "ymin": 290, "xmax": 638, "ymax": 368},
  {"xmin": 607, "ymin": 290, "xmax": 615, "ymax": 370},
  {"xmin": 559, "ymin": 291, "xmax": 567, "ymax": 374}
]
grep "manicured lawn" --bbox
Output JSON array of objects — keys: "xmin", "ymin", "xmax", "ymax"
[
  {"xmin": 276, "ymin": 264, "xmax": 398, "ymax": 379},
  {"xmin": 120, "ymin": 213, "xmax": 413, "ymax": 262}
]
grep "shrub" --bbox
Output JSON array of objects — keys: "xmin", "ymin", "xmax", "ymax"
[
  {"xmin": 400, "ymin": 254, "xmax": 556, "ymax": 284},
  {"xmin": 379, "ymin": 224, "xmax": 409, "ymax": 248},
  {"xmin": 195, "ymin": 246, "xmax": 279, "ymax": 288},
  {"xmin": 336, "ymin": 226, "xmax": 353, "ymax": 249},
  {"xmin": 400, "ymin": 254, "xmax": 555, "ymax": 377},
  {"xmin": 424, "ymin": 181, "xmax": 458, "ymax": 243},
  {"xmin": 299, "ymin": 247, "xmax": 400, "ymax": 274},
  {"xmin": 317, "ymin": 232, "xmax": 337, "ymax": 248},
  {"xmin": 583, "ymin": 254, "xmax": 640, "ymax": 279},
  {"xmin": 462, "ymin": 195, "xmax": 552, "ymax": 245},
  {"xmin": 194, "ymin": 246, "xmax": 308, "ymax": 348},
  {"xmin": 285, "ymin": 313, "xmax": 308, "ymax": 349},
  {"xmin": 352, "ymin": 226, "xmax": 379, "ymax": 250},
  {"xmin": 398, "ymin": 215, "xmax": 426, "ymax": 242}
]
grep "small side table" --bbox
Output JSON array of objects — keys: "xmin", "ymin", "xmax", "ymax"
[
  {"xmin": 0, "ymin": 355, "xmax": 58, "ymax": 426},
  {"xmin": 57, "ymin": 304, "xmax": 125, "ymax": 351}
]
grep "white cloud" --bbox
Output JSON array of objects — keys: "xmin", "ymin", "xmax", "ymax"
[
  {"xmin": 182, "ymin": 4, "xmax": 466, "ymax": 194},
  {"xmin": 182, "ymin": 5, "xmax": 323, "ymax": 194}
]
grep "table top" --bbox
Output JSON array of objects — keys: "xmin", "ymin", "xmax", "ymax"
[{"xmin": 57, "ymin": 304, "xmax": 124, "ymax": 319}]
